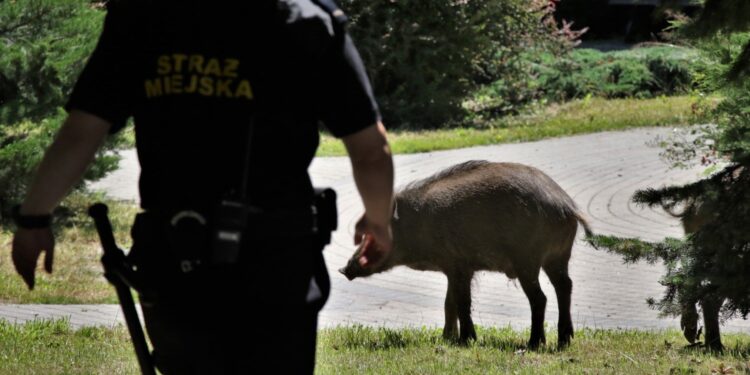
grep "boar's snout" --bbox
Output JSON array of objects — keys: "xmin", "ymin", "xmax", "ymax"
[
  {"xmin": 338, "ymin": 266, "xmax": 357, "ymax": 281},
  {"xmin": 339, "ymin": 248, "xmax": 377, "ymax": 280}
]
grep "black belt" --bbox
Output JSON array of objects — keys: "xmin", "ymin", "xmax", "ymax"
[
  {"xmin": 142, "ymin": 188, "xmax": 338, "ymax": 238},
  {"xmin": 132, "ymin": 188, "xmax": 338, "ymax": 272},
  {"xmin": 141, "ymin": 206, "xmax": 327, "ymax": 237}
]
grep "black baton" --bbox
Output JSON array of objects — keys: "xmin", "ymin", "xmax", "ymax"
[{"xmin": 88, "ymin": 203, "xmax": 155, "ymax": 375}]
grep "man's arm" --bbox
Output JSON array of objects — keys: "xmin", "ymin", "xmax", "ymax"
[
  {"xmin": 12, "ymin": 110, "xmax": 111, "ymax": 289},
  {"xmin": 342, "ymin": 121, "xmax": 394, "ymax": 266},
  {"xmin": 21, "ymin": 110, "xmax": 112, "ymax": 214}
]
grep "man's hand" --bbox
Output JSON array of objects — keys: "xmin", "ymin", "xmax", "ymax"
[
  {"xmin": 353, "ymin": 214, "xmax": 392, "ymax": 268},
  {"xmin": 343, "ymin": 122, "xmax": 395, "ymax": 268},
  {"xmin": 8, "ymin": 110, "xmax": 110, "ymax": 290},
  {"xmin": 12, "ymin": 228, "xmax": 55, "ymax": 290}
]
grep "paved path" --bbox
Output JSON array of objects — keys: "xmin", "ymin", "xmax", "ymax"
[{"xmin": 3, "ymin": 127, "xmax": 749, "ymax": 334}]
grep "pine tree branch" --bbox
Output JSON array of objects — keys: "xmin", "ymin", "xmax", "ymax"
[
  {"xmin": 632, "ymin": 164, "xmax": 745, "ymax": 211},
  {"xmin": 587, "ymin": 234, "xmax": 687, "ymax": 264}
]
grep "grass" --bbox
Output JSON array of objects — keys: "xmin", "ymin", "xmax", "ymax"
[
  {"xmin": 317, "ymin": 95, "xmax": 703, "ymax": 156},
  {"xmin": 0, "ymin": 193, "xmax": 137, "ymax": 304},
  {"xmin": 318, "ymin": 326, "xmax": 750, "ymax": 374},
  {"xmin": 2, "ymin": 321, "xmax": 749, "ymax": 374},
  {"xmin": 0, "ymin": 319, "xmax": 136, "ymax": 375}
]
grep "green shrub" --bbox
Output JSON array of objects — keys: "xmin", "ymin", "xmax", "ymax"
[
  {"xmin": 594, "ymin": 58, "xmax": 656, "ymax": 98},
  {"xmin": 0, "ymin": 0, "xmax": 124, "ymax": 220},
  {"xmin": 0, "ymin": 0, "xmax": 103, "ymax": 123},
  {"xmin": 534, "ymin": 46, "xmax": 700, "ymax": 101},
  {"xmin": 342, "ymin": 0, "xmax": 576, "ymax": 129},
  {"xmin": 0, "ymin": 112, "xmax": 124, "ymax": 221}
]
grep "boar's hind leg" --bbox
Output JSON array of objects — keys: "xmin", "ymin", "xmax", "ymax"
[
  {"xmin": 443, "ymin": 270, "xmax": 476, "ymax": 344},
  {"xmin": 518, "ymin": 266, "xmax": 547, "ymax": 349},
  {"xmin": 543, "ymin": 258, "xmax": 574, "ymax": 348}
]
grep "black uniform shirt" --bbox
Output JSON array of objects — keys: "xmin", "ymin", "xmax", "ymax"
[{"xmin": 66, "ymin": 0, "xmax": 380, "ymax": 210}]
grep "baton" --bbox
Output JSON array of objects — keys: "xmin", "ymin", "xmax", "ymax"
[{"xmin": 88, "ymin": 203, "xmax": 156, "ymax": 375}]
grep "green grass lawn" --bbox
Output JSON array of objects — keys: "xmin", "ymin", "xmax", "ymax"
[
  {"xmin": 318, "ymin": 95, "xmax": 703, "ymax": 156},
  {"xmin": 2, "ymin": 321, "xmax": 749, "ymax": 374},
  {"xmin": 0, "ymin": 320, "xmax": 136, "ymax": 375},
  {"xmin": 318, "ymin": 326, "xmax": 750, "ymax": 374}
]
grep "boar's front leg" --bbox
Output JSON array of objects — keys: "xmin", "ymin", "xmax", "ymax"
[
  {"xmin": 443, "ymin": 270, "xmax": 476, "ymax": 344},
  {"xmin": 518, "ymin": 266, "xmax": 547, "ymax": 349}
]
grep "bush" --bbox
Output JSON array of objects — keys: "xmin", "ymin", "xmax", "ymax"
[
  {"xmin": 0, "ymin": 112, "xmax": 124, "ymax": 221},
  {"xmin": 0, "ymin": 0, "xmax": 124, "ymax": 220},
  {"xmin": 341, "ymin": 0, "xmax": 577, "ymax": 129},
  {"xmin": 535, "ymin": 46, "xmax": 699, "ymax": 101},
  {"xmin": 0, "ymin": 0, "xmax": 103, "ymax": 123}
]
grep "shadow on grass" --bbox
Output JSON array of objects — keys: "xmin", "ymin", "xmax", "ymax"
[
  {"xmin": 678, "ymin": 341, "xmax": 750, "ymax": 357},
  {"xmin": 325, "ymin": 325, "xmax": 564, "ymax": 353},
  {"xmin": 473, "ymin": 335, "xmax": 528, "ymax": 352}
]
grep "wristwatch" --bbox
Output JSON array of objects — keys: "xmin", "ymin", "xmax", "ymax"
[{"xmin": 11, "ymin": 205, "xmax": 52, "ymax": 229}]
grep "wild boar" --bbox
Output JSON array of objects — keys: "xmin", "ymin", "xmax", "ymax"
[{"xmin": 340, "ymin": 160, "xmax": 592, "ymax": 348}]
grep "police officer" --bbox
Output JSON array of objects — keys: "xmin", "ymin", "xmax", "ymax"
[{"xmin": 11, "ymin": 0, "xmax": 394, "ymax": 373}]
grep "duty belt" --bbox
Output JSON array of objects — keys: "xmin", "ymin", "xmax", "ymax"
[{"xmin": 146, "ymin": 188, "xmax": 338, "ymax": 238}]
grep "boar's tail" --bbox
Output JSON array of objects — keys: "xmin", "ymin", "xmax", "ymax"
[{"xmin": 574, "ymin": 211, "xmax": 594, "ymax": 238}]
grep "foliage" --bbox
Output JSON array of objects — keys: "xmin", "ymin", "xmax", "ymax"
[
  {"xmin": 591, "ymin": 164, "xmax": 750, "ymax": 323},
  {"xmin": 0, "ymin": 0, "xmax": 103, "ymax": 123},
  {"xmin": 341, "ymin": 0, "xmax": 581, "ymax": 129},
  {"xmin": 0, "ymin": 0, "xmax": 125, "ymax": 219},
  {"xmin": 539, "ymin": 46, "xmax": 699, "ymax": 101},
  {"xmin": 682, "ymin": 0, "xmax": 750, "ymax": 80},
  {"xmin": 587, "ymin": 1, "xmax": 750, "ymax": 350},
  {"xmin": 466, "ymin": 46, "xmax": 700, "ymax": 117}
]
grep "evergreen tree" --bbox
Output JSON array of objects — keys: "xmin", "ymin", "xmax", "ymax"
[
  {"xmin": 590, "ymin": 0, "xmax": 750, "ymax": 351},
  {"xmin": 0, "ymin": 0, "xmax": 125, "ymax": 220}
]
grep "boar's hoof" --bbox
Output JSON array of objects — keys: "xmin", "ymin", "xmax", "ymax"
[
  {"xmin": 457, "ymin": 331, "xmax": 477, "ymax": 346},
  {"xmin": 558, "ymin": 332, "xmax": 573, "ymax": 349},
  {"xmin": 442, "ymin": 332, "xmax": 457, "ymax": 342},
  {"xmin": 557, "ymin": 323, "xmax": 574, "ymax": 349},
  {"xmin": 680, "ymin": 303, "xmax": 700, "ymax": 344},
  {"xmin": 527, "ymin": 335, "xmax": 546, "ymax": 350}
]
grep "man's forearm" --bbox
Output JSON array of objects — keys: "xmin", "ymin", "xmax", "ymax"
[
  {"xmin": 351, "ymin": 149, "xmax": 394, "ymax": 227},
  {"xmin": 20, "ymin": 111, "xmax": 111, "ymax": 215}
]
